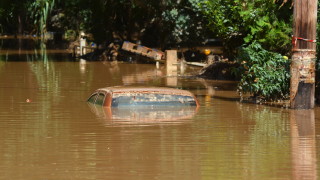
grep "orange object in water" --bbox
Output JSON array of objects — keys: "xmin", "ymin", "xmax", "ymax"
[{"xmin": 204, "ymin": 49, "xmax": 211, "ymax": 55}]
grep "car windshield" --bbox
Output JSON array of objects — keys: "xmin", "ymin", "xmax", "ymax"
[{"xmin": 111, "ymin": 93, "xmax": 197, "ymax": 107}]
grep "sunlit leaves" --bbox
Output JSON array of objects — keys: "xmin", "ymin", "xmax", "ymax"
[
  {"xmin": 28, "ymin": 0, "xmax": 55, "ymax": 37},
  {"xmin": 234, "ymin": 42, "xmax": 290, "ymax": 100},
  {"xmin": 201, "ymin": 0, "xmax": 292, "ymax": 55}
]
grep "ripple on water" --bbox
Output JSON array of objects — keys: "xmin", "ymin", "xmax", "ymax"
[{"xmin": 0, "ymin": 61, "xmax": 318, "ymax": 179}]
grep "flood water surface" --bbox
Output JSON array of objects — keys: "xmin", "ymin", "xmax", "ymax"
[{"xmin": 0, "ymin": 55, "xmax": 320, "ymax": 179}]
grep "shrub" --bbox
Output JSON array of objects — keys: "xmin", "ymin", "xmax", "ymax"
[{"xmin": 233, "ymin": 42, "xmax": 290, "ymax": 101}]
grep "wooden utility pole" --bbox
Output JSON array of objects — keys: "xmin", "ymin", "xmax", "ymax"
[{"xmin": 291, "ymin": 0, "xmax": 318, "ymax": 109}]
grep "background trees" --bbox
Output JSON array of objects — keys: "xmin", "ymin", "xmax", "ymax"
[
  {"xmin": 0, "ymin": 0, "xmax": 292, "ymax": 54},
  {"xmin": 0, "ymin": 0, "xmax": 30, "ymax": 34}
]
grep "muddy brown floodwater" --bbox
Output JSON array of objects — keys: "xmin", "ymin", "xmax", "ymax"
[{"xmin": 0, "ymin": 51, "xmax": 320, "ymax": 180}]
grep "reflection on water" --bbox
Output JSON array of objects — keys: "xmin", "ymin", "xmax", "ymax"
[
  {"xmin": 88, "ymin": 103, "xmax": 198, "ymax": 126},
  {"xmin": 290, "ymin": 110, "xmax": 317, "ymax": 180},
  {"xmin": 0, "ymin": 37, "xmax": 68, "ymax": 62},
  {"xmin": 0, "ymin": 46, "xmax": 320, "ymax": 179}
]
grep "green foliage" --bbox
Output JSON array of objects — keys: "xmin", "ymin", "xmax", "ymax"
[
  {"xmin": 315, "ymin": 3, "xmax": 320, "ymax": 95},
  {"xmin": 0, "ymin": 8, "xmax": 3, "ymax": 33},
  {"xmin": 0, "ymin": 0, "xmax": 293, "ymax": 57},
  {"xmin": 58, "ymin": 0, "xmax": 167, "ymax": 44},
  {"xmin": 64, "ymin": 30, "xmax": 77, "ymax": 41},
  {"xmin": 201, "ymin": 0, "xmax": 292, "ymax": 56},
  {"xmin": 162, "ymin": 0, "xmax": 211, "ymax": 43},
  {"xmin": 241, "ymin": 8, "xmax": 291, "ymax": 54},
  {"xmin": 28, "ymin": 0, "xmax": 55, "ymax": 36},
  {"xmin": 0, "ymin": 0, "xmax": 29, "ymax": 34},
  {"xmin": 0, "ymin": 8, "xmax": 3, "ymax": 18},
  {"xmin": 234, "ymin": 42, "xmax": 290, "ymax": 100},
  {"xmin": 1, "ymin": 0, "xmax": 292, "ymax": 52}
]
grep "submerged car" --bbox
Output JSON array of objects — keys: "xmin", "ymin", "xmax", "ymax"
[{"xmin": 87, "ymin": 86, "xmax": 199, "ymax": 107}]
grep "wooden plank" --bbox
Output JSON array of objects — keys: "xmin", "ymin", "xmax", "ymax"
[{"xmin": 121, "ymin": 41, "xmax": 164, "ymax": 60}]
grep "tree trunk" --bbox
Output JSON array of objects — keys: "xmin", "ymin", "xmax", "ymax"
[{"xmin": 290, "ymin": 0, "xmax": 318, "ymax": 109}]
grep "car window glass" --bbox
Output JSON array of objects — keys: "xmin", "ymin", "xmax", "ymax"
[
  {"xmin": 88, "ymin": 93, "xmax": 98, "ymax": 103},
  {"xmin": 111, "ymin": 94, "xmax": 196, "ymax": 107},
  {"xmin": 95, "ymin": 93, "xmax": 105, "ymax": 106}
]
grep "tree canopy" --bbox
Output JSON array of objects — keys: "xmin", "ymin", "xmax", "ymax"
[{"xmin": 0, "ymin": 0, "xmax": 292, "ymax": 53}]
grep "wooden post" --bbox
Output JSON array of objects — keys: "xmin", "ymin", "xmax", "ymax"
[
  {"xmin": 80, "ymin": 32, "xmax": 86, "ymax": 56},
  {"xmin": 166, "ymin": 50, "xmax": 178, "ymax": 76},
  {"xmin": 290, "ymin": 0, "xmax": 318, "ymax": 109},
  {"xmin": 166, "ymin": 50, "xmax": 178, "ymax": 86}
]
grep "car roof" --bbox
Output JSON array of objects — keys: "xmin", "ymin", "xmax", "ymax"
[{"xmin": 96, "ymin": 86, "xmax": 195, "ymax": 96}]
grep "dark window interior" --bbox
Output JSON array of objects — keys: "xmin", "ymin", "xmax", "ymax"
[
  {"xmin": 95, "ymin": 93, "xmax": 105, "ymax": 106},
  {"xmin": 87, "ymin": 93, "xmax": 98, "ymax": 103}
]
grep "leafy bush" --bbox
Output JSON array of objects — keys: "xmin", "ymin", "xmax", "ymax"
[
  {"xmin": 201, "ymin": 0, "xmax": 292, "ymax": 57},
  {"xmin": 233, "ymin": 42, "xmax": 290, "ymax": 101},
  {"xmin": 28, "ymin": 0, "xmax": 55, "ymax": 35}
]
